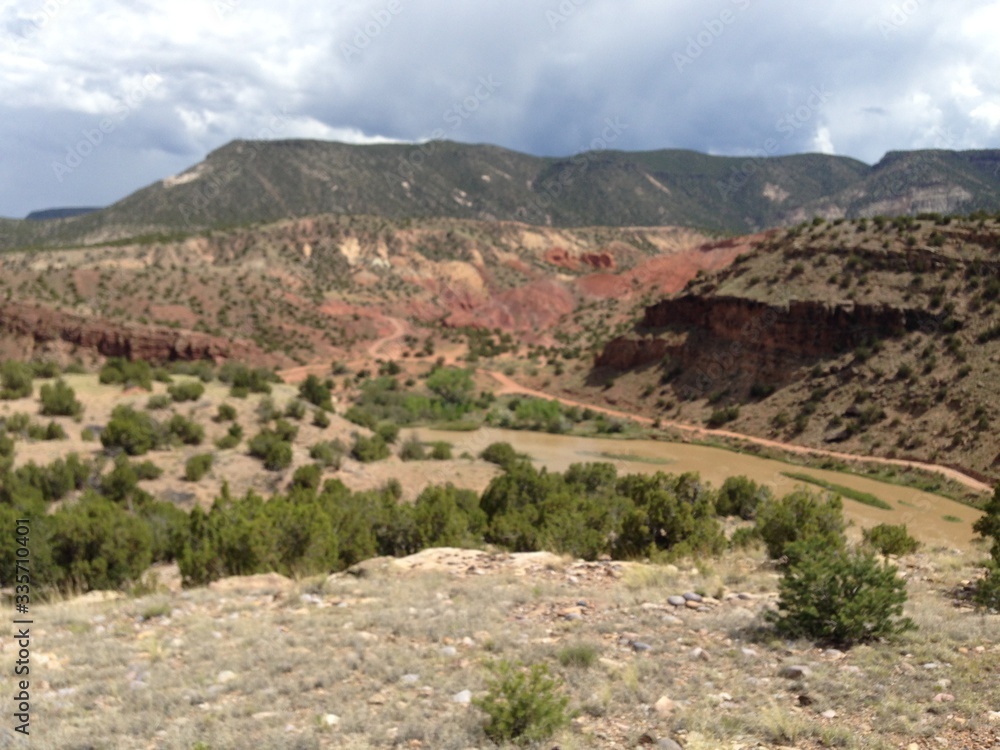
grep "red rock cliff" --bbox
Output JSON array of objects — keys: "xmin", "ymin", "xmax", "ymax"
[
  {"xmin": 596, "ymin": 294, "xmax": 951, "ymax": 393},
  {"xmin": 0, "ymin": 302, "xmax": 268, "ymax": 364}
]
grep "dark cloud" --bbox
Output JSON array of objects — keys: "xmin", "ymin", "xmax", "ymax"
[{"xmin": 0, "ymin": 0, "xmax": 997, "ymax": 218}]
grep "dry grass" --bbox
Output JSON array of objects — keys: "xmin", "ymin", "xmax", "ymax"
[{"xmin": 6, "ymin": 545, "xmax": 998, "ymax": 750}]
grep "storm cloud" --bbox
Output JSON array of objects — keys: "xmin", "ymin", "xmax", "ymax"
[{"xmin": 1, "ymin": 0, "xmax": 997, "ymax": 218}]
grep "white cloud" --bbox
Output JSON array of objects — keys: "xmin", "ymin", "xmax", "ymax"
[
  {"xmin": 812, "ymin": 126, "xmax": 835, "ymax": 155},
  {"xmin": 1, "ymin": 0, "xmax": 999, "ymax": 217},
  {"xmin": 971, "ymin": 103, "xmax": 1000, "ymax": 131}
]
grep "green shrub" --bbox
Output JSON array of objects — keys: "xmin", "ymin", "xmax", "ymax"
[
  {"xmin": 973, "ymin": 486, "xmax": 1000, "ymax": 610},
  {"xmin": 862, "ymin": 523, "xmax": 920, "ymax": 556},
  {"xmin": 99, "ymin": 358, "xmax": 152, "ymax": 390},
  {"xmin": 214, "ymin": 403, "xmax": 237, "ymax": 422},
  {"xmin": 81, "ymin": 427, "xmax": 95, "ymax": 442},
  {"xmin": 99, "ymin": 454, "xmax": 145, "ymax": 503},
  {"xmin": 715, "ymin": 476, "xmax": 771, "ymax": 519},
  {"xmin": 180, "ymin": 485, "xmax": 341, "ymax": 585},
  {"xmin": 101, "ymin": 405, "xmax": 165, "ymax": 455},
  {"xmin": 298, "ymin": 374, "xmax": 333, "ymax": 410},
  {"xmin": 146, "ymin": 394, "xmax": 171, "ymax": 410},
  {"xmin": 166, "ymin": 414, "xmax": 204, "ymax": 445},
  {"xmin": 767, "ymin": 537, "xmax": 915, "ymax": 645},
  {"xmin": 400, "ymin": 435, "xmax": 426, "ymax": 461},
  {"xmin": 48, "ymin": 493, "xmax": 154, "ymax": 592},
  {"xmin": 473, "ymin": 660, "xmax": 570, "ymax": 745},
  {"xmin": 351, "ymin": 433, "xmax": 390, "ymax": 463},
  {"xmin": 707, "ymin": 405, "xmax": 740, "ymax": 428},
  {"xmin": 168, "ymin": 381, "xmax": 205, "ymax": 402},
  {"xmin": 3, "ymin": 413, "xmax": 30, "ymax": 433},
  {"xmin": 133, "ymin": 460, "xmax": 163, "ymax": 480},
  {"xmin": 30, "ymin": 360, "xmax": 60, "ymax": 378},
  {"xmin": 272, "ymin": 418, "xmax": 298, "ymax": 443},
  {"xmin": 480, "ymin": 442, "xmax": 520, "ymax": 470},
  {"xmin": 312, "ymin": 409, "xmax": 330, "ymax": 428},
  {"xmin": 248, "ymin": 429, "xmax": 293, "ymax": 471},
  {"xmin": 412, "ymin": 484, "xmax": 486, "ymax": 549},
  {"xmin": 612, "ymin": 471, "xmax": 726, "ymax": 560},
  {"xmin": 215, "ymin": 435, "xmax": 239, "ymax": 450},
  {"xmin": 973, "ymin": 485, "xmax": 1000, "ymax": 565},
  {"xmin": 0, "ymin": 453, "xmax": 91, "ymax": 504},
  {"xmin": 974, "ymin": 562, "xmax": 1000, "ymax": 612},
  {"xmin": 430, "ymin": 441, "xmax": 452, "ymax": 460},
  {"xmin": 0, "ymin": 360, "xmax": 33, "ymax": 399},
  {"xmin": 376, "ymin": 422, "xmax": 400, "ymax": 444},
  {"xmin": 344, "ymin": 405, "xmax": 379, "ymax": 430},
  {"xmin": 215, "ymin": 423, "xmax": 243, "ymax": 450},
  {"xmin": 290, "ymin": 463, "xmax": 322, "ymax": 491},
  {"xmin": 755, "ymin": 489, "xmax": 846, "ymax": 564},
  {"xmin": 39, "ymin": 379, "xmax": 83, "ymax": 417},
  {"xmin": 184, "ymin": 453, "xmax": 214, "ymax": 482},
  {"xmin": 425, "ymin": 367, "xmax": 474, "ymax": 406},
  {"xmin": 309, "ymin": 440, "xmax": 345, "ymax": 469},
  {"xmin": 32, "ymin": 420, "xmax": 67, "ymax": 441},
  {"xmin": 218, "ymin": 362, "xmax": 276, "ymax": 394},
  {"xmin": 167, "ymin": 360, "xmax": 215, "ymax": 382},
  {"xmin": 256, "ymin": 396, "xmax": 281, "ymax": 423},
  {"xmin": 284, "ymin": 399, "xmax": 306, "ymax": 420}
]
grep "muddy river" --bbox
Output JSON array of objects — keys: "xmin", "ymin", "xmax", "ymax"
[{"xmin": 410, "ymin": 426, "xmax": 984, "ymax": 549}]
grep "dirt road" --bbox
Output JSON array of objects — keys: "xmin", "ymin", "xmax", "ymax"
[
  {"xmin": 482, "ymin": 369, "xmax": 994, "ymax": 494},
  {"xmin": 279, "ymin": 316, "xmax": 409, "ymax": 384}
]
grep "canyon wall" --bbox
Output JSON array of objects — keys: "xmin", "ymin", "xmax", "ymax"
[{"xmin": 0, "ymin": 303, "xmax": 267, "ymax": 364}]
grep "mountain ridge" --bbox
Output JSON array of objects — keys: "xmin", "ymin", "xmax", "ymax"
[{"xmin": 2, "ymin": 139, "xmax": 1000, "ymax": 250}]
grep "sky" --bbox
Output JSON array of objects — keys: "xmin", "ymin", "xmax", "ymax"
[{"xmin": 1, "ymin": 0, "xmax": 999, "ymax": 219}]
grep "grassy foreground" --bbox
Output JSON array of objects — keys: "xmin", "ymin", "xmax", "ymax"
[{"xmin": 9, "ymin": 544, "xmax": 1000, "ymax": 749}]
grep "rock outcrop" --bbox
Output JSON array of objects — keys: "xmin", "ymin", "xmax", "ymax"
[
  {"xmin": 596, "ymin": 294, "xmax": 952, "ymax": 394},
  {"xmin": 0, "ymin": 302, "xmax": 268, "ymax": 364},
  {"xmin": 595, "ymin": 337, "xmax": 670, "ymax": 370},
  {"xmin": 640, "ymin": 295, "xmax": 945, "ymax": 359}
]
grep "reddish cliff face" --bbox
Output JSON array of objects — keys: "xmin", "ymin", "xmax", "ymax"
[
  {"xmin": 594, "ymin": 336, "xmax": 670, "ymax": 370},
  {"xmin": 596, "ymin": 294, "xmax": 951, "ymax": 394},
  {"xmin": 543, "ymin": 247, "xmax": 616, "ymax": 271},
  {"xmin": 640, "ymin": 295, "xmax": 944, "ymax": 358},
  {"xmin": 0, "ymin": 303, "xmax": 270, "ymax": 364}
]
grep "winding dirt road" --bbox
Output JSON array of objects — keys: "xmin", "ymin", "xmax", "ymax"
[
  {"xmin": 482, "ymin": 369, "xmax": 994, "ymax": 495},
  {"xmin": 366, "ymin": 315, "xmax": 407, "ymax": 360},
  {"xmin": 279, "ymin": 315, "xmax": 409, "ymax": 384},
  {"xmin": 281, "ymin": 324, "xmax": 992, "ymax": 495}
]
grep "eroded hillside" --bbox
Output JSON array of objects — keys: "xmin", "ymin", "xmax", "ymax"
[
  {"xmin": 576, "ymin": 213, "xmax": 1000, "ymax": 482},
  {"xmin": 0, "ymin": 215, "xmax": 718, "ymax": 366}
]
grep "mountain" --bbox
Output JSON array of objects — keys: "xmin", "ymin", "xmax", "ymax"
[
  {"xmin": 580, "ymin": 213, "xmax": 1000, "ymax": 484},
  {"xmin": 24, "ymin": 206, "xmax": 102, "ymax": 221},
  {"xmin": 2, "ymin": 140, "xmax": 1000, "ymax": 251}
]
